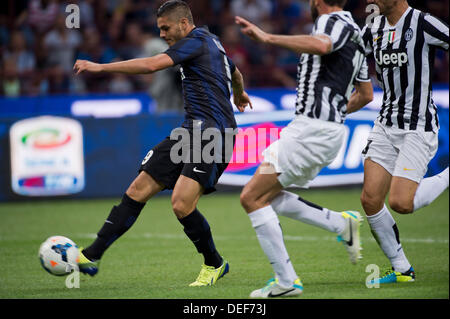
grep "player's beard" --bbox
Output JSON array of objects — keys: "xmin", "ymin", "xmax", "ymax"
[{"xmin": 310, "ymin": 0, "xmax": 319, "ymax": 21}]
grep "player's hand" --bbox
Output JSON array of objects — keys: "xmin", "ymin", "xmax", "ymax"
[
  {"xmin": 234, "ymin": 91, "xmax": 253, "ymax": 113},
  {"xmin": 73, "ymin": 60, "xmax": 103, "ymax": 75},
  {"xmin": 235, "ymin": 16, "xmax": 269, "ymax": 43}
]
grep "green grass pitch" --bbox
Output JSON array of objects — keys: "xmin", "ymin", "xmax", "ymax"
[{"xmin": 0, "ymin": 188, "xmax": 448, "ymax": 299}]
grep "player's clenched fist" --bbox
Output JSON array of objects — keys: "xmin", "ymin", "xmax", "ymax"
[{"xmin": 73, "ymin": 59, "xmax": 103, "ymax": 75}]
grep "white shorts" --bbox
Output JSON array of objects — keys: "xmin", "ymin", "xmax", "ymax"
[
  {"xmin": 262, "ymin": 115, "xmax": 346, "ymax": 188},
  {"xmin": 361, "ymin": 120, "xmax": 438, "ymax": 183}
]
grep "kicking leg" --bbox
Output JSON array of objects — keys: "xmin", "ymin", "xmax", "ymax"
[
  {"xmin": 271, "ymin": 190, "xmax": 362, "ymax": 264},
  {"xmin": 79, "ymin": 171, "xmax": 164, "ymax": 275},
  {"xmin": 271, "ymin": 191, "xmax": 347, "ymax": 234},
  {"xmin": 389, "ymin": 167, "xmax": 449, "ymax": 214}
]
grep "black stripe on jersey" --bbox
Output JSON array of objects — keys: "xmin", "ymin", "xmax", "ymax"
[
  {"xmin": 327, "ymin": 90, "xmax": 337, "ymax": 122},
  {"xmin": 396, "ymin": 9, "xmax": 414, "ymax": 129},
  {"xmin": 384, "ymin": 28, "xmax": 397, "ymax": 127},
  {"xmin": 313, "ymin": 87, "xmax": 323, "ymax": 119},
  {"xmin": 433, "ymin": 100, "xmax": 439, "ymax": 129},
  {"xmin": 362, "ymin": 26, "xmax": 372, "ymax": 52},
  {"xmin": 425, "ymin": 45, "xmax": 436, "ymax": 131},
  {"xmin": 324, "ymin": 15, "xmax": 339, "ymax": 35},
  {"xmin": 423, "ymin": 15, "xmax": 450, "ymax": 46},
  {"xmin": 334, "ymin": 27, "xmax": 351, "ymax": 51},
  {"xmin": 336, "ymin": 97, "xmax": 347, "ymax": 121},
  {"xmin": 333, "ymin": 15, "xmax": 354, "ymax": 50},
  {"xmin": 410, "ymin": 12, "xmax": 426, "ymax": 130},
  {"xmin": 296, "ymin": 55, "xmax": 314, "ymax": 115},
  {"xmin": 375, "ymin": 17, "xmax": 388, "ymax": 123},
  {"xmin": 294, "ymin": 62, "xmax": 304, "ymax": 111}
]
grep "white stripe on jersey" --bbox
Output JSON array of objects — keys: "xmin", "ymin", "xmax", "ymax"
[
  {"xmin": 295, "ymin": 11, "xmax": 369, "ymax": 124},
  {"xmin": 362, "ymin": 7, "xmax": 449, "ymax": 132}
]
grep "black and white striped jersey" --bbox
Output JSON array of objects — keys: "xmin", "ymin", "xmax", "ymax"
[
  {"xmin": 295, "ymin": 11, "xmax": 370, "ymax": 124},
  {"xmin": 362, "ymin": 7, "xmax": 449, "ymax": 132}
]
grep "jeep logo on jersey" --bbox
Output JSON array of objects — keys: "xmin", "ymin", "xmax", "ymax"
[{"xmin": 375, "ymin": 49, "xmax": 408, "ymax": 68}]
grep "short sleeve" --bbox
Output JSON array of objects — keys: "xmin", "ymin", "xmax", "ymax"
[
  {"xmin": 227, "ymin": 56, "xmax": 236, "ymax": 74},
  {"xmin": 355, "ymin": 56, "xmax": 371, "ymax": 83},
  {"xmin": 314, "ymin": 15, "xmax": 351, "ymax": 53},
  {"xmin": 361, "ymin": 25, "xmax": 373, "ymax": 56},
  {"xmin": 423, "ymin": 14, "xmax": 449, "ymax": 51},
  {"xmin": 164, "ymin": 36, "xmax": 204, "ymax": 65}
]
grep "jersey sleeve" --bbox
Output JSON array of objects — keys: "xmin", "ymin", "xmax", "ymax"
[
  {"xmin": 361, "ymin": 25, "xmax": 374, "ymax": 56},
  {"xmin": 355, "ymin": 56, "xmax": 371, "ymax": 83},
  {"xmin": 227, "ymin": 56, "xmax": 236, "ymax": 74},
  {"xmin": 314, "ymin": 14, "xmax": 351, "ymax": 53},
  {"xmin": 164, "ymin": 36, "xmax": 204, "ymax": 65},
  {"xmin": 423, "ymin": 14, "xmax": 449, "ymax": 51}
]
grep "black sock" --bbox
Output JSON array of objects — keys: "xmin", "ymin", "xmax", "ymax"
[
  {"xmin": 83, "ymin": 194, "xmax": 145, "ymax": 261},
  {"xmin": 178, "ymin": 209, "xmax": 223, "ymax": 268}
]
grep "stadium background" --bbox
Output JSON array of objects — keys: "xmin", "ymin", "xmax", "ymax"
[
  {"xmin": 0, "ymin": 0, "xmax": 448, "ymax": 201},
  {"xmin": 0, "ymin": 0, "xmax": 448, "ymax": 302}
]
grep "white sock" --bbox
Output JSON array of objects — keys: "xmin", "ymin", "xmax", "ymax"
[
  {"xmin": 413, "ymin": 167, "xmax": 449, "ymax": 212},
  {"xmin": 248, "ymin": 205, "xmax": 298, "ymax": 287},
  {"xmin": 271, "ymin": 191, "xmax": 346, "ymax": 234},
  {"xmin": 366, "ymin": 204, "xmax": 411, "ymax": 272}
]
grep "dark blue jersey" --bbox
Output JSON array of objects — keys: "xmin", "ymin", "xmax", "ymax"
[{"xmin": 164, "ymin": 26, "xmax": 237, "ymax": 131}]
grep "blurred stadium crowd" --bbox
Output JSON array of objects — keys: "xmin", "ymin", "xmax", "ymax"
[{"xmin": 0, "ymin": 0, "xmax": 448, "ymax": 107}]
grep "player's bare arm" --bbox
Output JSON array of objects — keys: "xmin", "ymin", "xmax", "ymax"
[
  {"xmin": 73, "ymin": 53, "xmax": 174, "ymax": 75},
  {"xmin": 235, "ymin": 16, "xmax": 332, "ymax": 55},
  {"xmin": 346, "ymin": 81, "xmax": 374, "ymax": 114},
  {"xmin": 232, "ymin": 67, "xmax": 253, "ymax": 113}
]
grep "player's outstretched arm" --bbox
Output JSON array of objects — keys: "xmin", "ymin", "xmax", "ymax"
[
  {"xmin": 73, "ymin": 54, "xmax": 174, "ymax": 75},
  {"xmin": 235, "ymin": 16, "xmax": 331, "ymax": 55},
  {"xmin": 232, "ymin": 67, "xmax": 252, "ymax": 112},
  {"xmin": 346, "ymin": 81, "xmax": 374, "ymax": 114}
]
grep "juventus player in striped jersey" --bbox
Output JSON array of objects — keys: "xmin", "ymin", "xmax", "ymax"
[
  {"xmin": 360, "ymin": 0, "xmax": 449, "ymax": 284},
  {"xmin": 236, "ymin": 0, "xmax": 373, "ymax": 298}
]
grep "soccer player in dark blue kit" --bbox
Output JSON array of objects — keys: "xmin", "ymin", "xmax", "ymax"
[{"xmin": 73, "ymin": 0, "xmax": 252, "ymax": 286}]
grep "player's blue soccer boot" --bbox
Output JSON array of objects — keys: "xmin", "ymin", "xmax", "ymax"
[
  {"xmin": 368, "ymin": 267, "xmax": 415, "ymax": 285},
  {"xmin": 77, "ymin": 247, "xmax": 100, "ymax": 276}
]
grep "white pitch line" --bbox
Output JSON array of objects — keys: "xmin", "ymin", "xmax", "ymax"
[{"xmin": 70, "ymin": 233, "xmax": 449, "ymax": 245}]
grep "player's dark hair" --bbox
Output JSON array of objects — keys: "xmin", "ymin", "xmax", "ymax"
[
  {"xmin": 157, "ymin": 0, "xmax": 194, "ymax": 24},
  {"xmin": 323, "ymin": 0, "xmax": 347, "ymax": 8}
]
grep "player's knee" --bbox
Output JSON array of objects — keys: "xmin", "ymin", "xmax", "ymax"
[
  {"xmin": 360, "ymin": 190, "xmax": 383, "ymax": 214},
  {"xmin": 240, "ymin": 188, "xmax": 256, "ymax": 212},
  {"xmin": 126, "ymin": 182, "xmax": 147, "ymax": 203},
  {"xmin": 389, "ymin": 197, "xmax": 413, "ymax": 214},
  {"xmin": 171, "ymin": 196, "xmax": 194, "ymax": 218}
]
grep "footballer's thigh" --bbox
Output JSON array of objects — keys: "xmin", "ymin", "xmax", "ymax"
[
  {"xmin": 360, "ymin": 159, "xmax": 392, "ymax": 215},
  {"xmin": 240, "ymin": 163, "xmax": 284, "ymax": 213},
  {"xmin": 388, "ymin": 130, "xmax": 438, "ymax": 214},
  {"xmin": 171, "ymin": 175, "xmax": 204, "ymax": 218}
]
